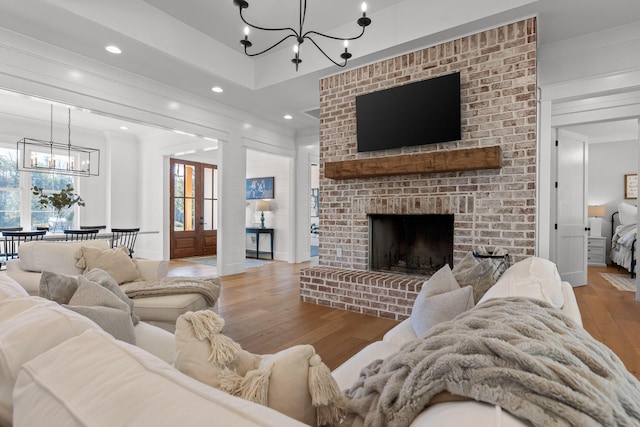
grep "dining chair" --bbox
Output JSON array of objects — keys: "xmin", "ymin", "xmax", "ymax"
[
  {"xmin": 80, "ymin": 225, "xmax": 107, "ymax": 230},
  {"xmin": 111, "ymin": 228, "xmax": 140, "ymax": 257},
  {"xmin": 64, "ymin": 229, "xmax": 100, "ymax": 241},
  {"xmin": 2, "ymin": 230, "xmax": 46, "ymax": 266}
]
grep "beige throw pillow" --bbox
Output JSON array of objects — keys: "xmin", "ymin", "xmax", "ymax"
[
  {"xmin": 174, "ymin": 310, "xmax": 344, "ymax": 427},
  {"xmin": 75, "ymin": 246, "xmax": 142, "ymax": 284},
  {"xmin": 175, "ymin": 311, "xmax": 260, "ymax": 390}
]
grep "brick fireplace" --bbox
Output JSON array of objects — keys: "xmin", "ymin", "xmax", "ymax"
[{"xmin": 300, "ymin": 18, "xmax": 538, "ymax": 320}]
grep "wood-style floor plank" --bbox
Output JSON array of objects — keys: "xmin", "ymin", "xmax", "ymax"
[
  {"xmin": 168, "ymin": 260, "xmax": 398, "ymax": 370},
  {"xmin": 169, "ymin": 259, "xmax": 640, "ymax": 378},
  {"xmin": 574, "ymin": 265, "xmax": 640, "ymax": 379}
]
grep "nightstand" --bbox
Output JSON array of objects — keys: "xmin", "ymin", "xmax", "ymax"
[{"xmin": 587, "ymin": 236, "xmax": 607, "ymax": 267}]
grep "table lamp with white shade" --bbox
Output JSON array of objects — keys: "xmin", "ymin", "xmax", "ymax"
[
  {"xmin": 256, "ymin": 200, "xmax": 271, "ymax": 228},
  {"xmin": 588, "ymin": 205, "xmax": 606, "ymax": 237}
]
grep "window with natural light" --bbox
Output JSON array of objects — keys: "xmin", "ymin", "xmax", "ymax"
[{"xmin": 0, "ymin": 145, "xmax": 77, "ymax": 230}]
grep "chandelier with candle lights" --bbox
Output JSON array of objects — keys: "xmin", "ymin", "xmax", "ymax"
[{"xmin": 232, "ymin": 0, "xmax": 371, "ymax": 71}]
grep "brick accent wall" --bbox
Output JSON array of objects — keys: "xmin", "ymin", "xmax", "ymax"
[{"xmin": 300, "ymin": 18, "xmax": 537, "ymax": 319}]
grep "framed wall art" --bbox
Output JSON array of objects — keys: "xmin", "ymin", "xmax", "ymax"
[
  {"xmin": 625, "ymin": 173, "xmax": 638, "ymax": 200},
  {"xmin": 246, "ymin": 177, "xmax": 275, "ymax": 200}
]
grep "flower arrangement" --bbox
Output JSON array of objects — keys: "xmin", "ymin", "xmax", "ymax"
[{"xmin": 31, "ymin": 183, "xmax": 85, "ymax": 220}]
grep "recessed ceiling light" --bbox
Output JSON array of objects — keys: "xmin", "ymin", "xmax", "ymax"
[
  {"xmin": 211, "ymin": 86, "xmax": 223, "ymax": 93},
  {"xmin": 284, "ymin": 114, "xmax": 293, "ymax": 120},
  {"xmin": 105, "ymin": 45, "xmax": 122, "ymax": 54},
  {"xmin": 120, "ymin": 126, "xmax": 128, "ymax": 130}
]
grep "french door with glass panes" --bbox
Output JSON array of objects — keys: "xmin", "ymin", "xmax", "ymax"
[{"xmin": 170, "ymin": 159, "xmax": 217, "ymax": 259}]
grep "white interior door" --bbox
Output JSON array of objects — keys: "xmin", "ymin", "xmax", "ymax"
[{"xmin": 555, "ymin": 129, "xmax": 589, "ymax": 286}]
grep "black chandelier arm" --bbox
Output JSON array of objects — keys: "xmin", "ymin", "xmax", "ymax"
[
  {"xmin": 304, "ymin": 36, "xmax": 348, "ymax": 68},
  {"xmin": 244, "ymin": 33, "xmax": 299, "ymax": 57},
  {"xmin": 302, "ymin": 25, "xmax": 366, "ymax": 43},
  {"xmin": 239, "ymin": 8, "xmax": 298, "ymax": 35}
]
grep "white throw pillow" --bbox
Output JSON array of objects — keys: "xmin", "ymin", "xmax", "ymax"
[
  {"xmin": 411, "ymin": 264, "xmax": 468, "ymax": 336},
  {"xmin": 479, "ymin": 257, "xmax": 564, "ymax": 309},
  {"xmin": 411, "ymin": 286, "xmax": 475, "ymax": 337}
]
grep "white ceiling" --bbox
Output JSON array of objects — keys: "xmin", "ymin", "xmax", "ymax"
[{"xmin": 0, "ymin": 0, "xmax": 639, "ymax": 136}]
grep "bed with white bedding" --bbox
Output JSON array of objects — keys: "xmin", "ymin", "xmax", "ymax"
[{"xmin": 611, "ymin": 202, "xmax": 637, "ymax": 277}]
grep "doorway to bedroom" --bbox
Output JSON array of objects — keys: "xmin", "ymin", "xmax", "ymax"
[{"xmin": 553, "ymin": 117, "xmax": 639, "ymax": 287}]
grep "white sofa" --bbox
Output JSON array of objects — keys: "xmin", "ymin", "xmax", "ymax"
[
  {"xmin": 331, "ymin": 257, "xmax": 583, "ymax": 427},
  {"xmin": 5, "ymin": 239, "xmax": 212, "ymax": 330},
  {"xmin": 0, "ymin": 272, "xmax": 304, "ymax": 427},
  {"xmin": 0, "ymin": 256, "xmax": 585, "ymax": 426}
]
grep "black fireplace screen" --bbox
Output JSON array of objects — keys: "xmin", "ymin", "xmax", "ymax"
[{"xmin": 369, "ymin": 214, "xmax": 454, "ymax": 275}]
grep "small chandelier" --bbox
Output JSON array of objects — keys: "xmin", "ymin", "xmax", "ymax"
[
  {"xmin": 233, "ymin": 0, "xmax": 372, "ymax": 71},
  {"xmin": 16, "ymin": 105, "xmax": 100, "ymax": 177}
]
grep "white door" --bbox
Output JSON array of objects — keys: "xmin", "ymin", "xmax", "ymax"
[{"xmin": 555, "ymin": 129, "xmax": 588, "ymax": 286}]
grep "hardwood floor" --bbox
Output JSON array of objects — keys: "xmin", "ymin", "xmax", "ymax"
[
  {"xmin": 168, "ymin": 259, "xmax": 640, "ymax": 377},
  {"xmin": 168, "ymin": 259, "xmax": 398, "ymax": 370},
  {"xmin": 574, "ymin": 264, "xmax": 640, "ymax": 379}
]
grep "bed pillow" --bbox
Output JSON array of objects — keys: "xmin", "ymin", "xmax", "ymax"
[
  {"xmin": 618, "ymin": 202, "xmax": 637, "ymax": 225},
  {"xmin": 75, "ymin": 246, "xmax": 142, "ymax": 284},
  {"xmin": 65, "ymin": 276, "xmax": 136, "ymax": 344}
]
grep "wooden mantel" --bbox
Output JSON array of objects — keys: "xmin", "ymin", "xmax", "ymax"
[{"xmin": 324, "ymin": 146, "xmax": 501, "ymax": 180}]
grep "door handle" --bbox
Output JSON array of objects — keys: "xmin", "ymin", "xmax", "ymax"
[{"xmin": 585, "ymin": 227, "xmax": 590, "ymax": 231}]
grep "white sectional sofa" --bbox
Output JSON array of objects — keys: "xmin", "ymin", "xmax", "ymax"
[
  {"xmin": 0, "ymin": 272, "xmax": 303, "ymax": 427},
  {"xmin": 332, "ymin": 257, "xmax": 583, "ymax": 427},
  {"xmin": 5, "ymin": 239, "xmax": 212, "ymax": 330},
  {"xmin": 4, "ymin": 256, "xmax": 634, "ymax": 427}
]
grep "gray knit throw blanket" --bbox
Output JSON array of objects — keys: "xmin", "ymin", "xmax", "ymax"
[{"xmin": 341, "ymin": 297, "xmax": 640, "ymax": 427}]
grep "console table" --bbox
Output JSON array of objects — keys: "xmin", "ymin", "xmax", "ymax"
[{"xmin": 246, "ymin": 227, "xmax": 274, "ymax": 260}]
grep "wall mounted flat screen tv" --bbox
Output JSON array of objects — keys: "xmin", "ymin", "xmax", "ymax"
[{"xmin": 356, "ymin": 72, "xmax": 461, "ymax": 152}]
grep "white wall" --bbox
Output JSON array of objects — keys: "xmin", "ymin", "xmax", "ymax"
[
  {"xmin": 294, "ymin": 131, "xmax": 320, "ymax": 262},
  {"xmin": 538, "ymin": 20, "xmax": 640, "ymax": 260},
  {"xmin": 246, "ymin": 149, "xmax": 292, "ymax": 261}
]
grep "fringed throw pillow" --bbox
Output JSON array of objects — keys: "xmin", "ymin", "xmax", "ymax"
[{"xmin": 175, "ymin": 310, "xmax": 345, "ymax": 427}]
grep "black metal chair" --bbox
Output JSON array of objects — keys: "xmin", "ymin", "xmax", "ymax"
[
  {"xmin": 64, "ymin": 229, "xmax": 100, "ymax": 241},
  {"xmin": 80, "ymin": 225, "xmax": 107, "ymax": 230},
  {"xmin": 2, "ymin": 231, "xmax": 46, "ymax": 265},
  {"xmin": 111, "ymin": 228, "xmax": 140, "ymax": 257}
]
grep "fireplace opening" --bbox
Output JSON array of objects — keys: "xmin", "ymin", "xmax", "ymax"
[{"xmin": 369, "ymin": 214, "xmax": 454, "ymax": 276}]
